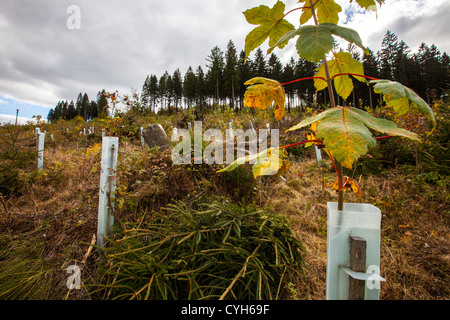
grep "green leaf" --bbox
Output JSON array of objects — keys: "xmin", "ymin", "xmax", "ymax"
[
  {"xmin": 287, "ymin": 107, "xmax": 419, "ymax": 169},
  {"xmin": 243, "ymin": 77, "xmax": 285, "ymax": 120},
  {"xmin": 371, "ymin": 80, "xmax": 436, "ymax": 128},
  {"xmin": 314, "ymin": 51, "xmax": 366, "ymax": 100},
  {"xmin": 243, "ymin": 1, "xmax": 295, "ymax": 60},
  {"xmin": 296, "ymin": 25, "xmax": 335, "ymax": 63},
  {"xmin": 270, "ymin": 24, "xmax": 368, "ymax": 63}
]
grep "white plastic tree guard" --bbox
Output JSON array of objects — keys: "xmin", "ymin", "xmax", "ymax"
[
  {"xmin": 36, "ymin": 130, "xmax": 45, "ymax": 170},
  {"xmin": 314, "ymin": 145, "xmax": 323, "ymax": 166},
  {"xmin": 326, "ymin": 202, "xmax": 386, "ymax": 300},
  {"xmin": 140, "ymin": 127, "xmax": 145, "ymax": 147},
  {"xmin": 97, "ymin": 136, "xmax": 119, "ymax": 247}
]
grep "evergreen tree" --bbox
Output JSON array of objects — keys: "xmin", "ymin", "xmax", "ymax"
[
  {"xmin": 392, "ymin": 40, "xmax": 411, "ymax": 85},
  {"xmin": 283, "ymin": 57, "xmax": 296, "ymax": 112},
  {"xmin": 379, "ymin": 30, "xmax": 398, "ymax": 80},
  {"xmin": 62, "ymin": 101, "xmax": 68, "ymax": 120},
  {"xmin": 165, "ymin": 74, "xmax": 173, "ymax": 108},
  {"xmin": 441, "ymin": 52, "xmax": 450, "ymax": 98},
  {"xmin": 252, "ymin": 48, "xmax": 267, "ymax": 77},
  {"xmin": 47, "ymin": 109, "xmax": 54, "ymax": 123},
  {"xmin": 159, "ymin": 71, "xmax": 169, "ymax": 110},
  {"xmin": 148, "ymin": 75, "xmax": 159, "ymax": 113},
  {"xmin": 89, "ymin": 101, "xmax": 98, "ymax": 119},
  {"xmin": 183, "ymin": 66, "xmax": 197, "ymax": 108},
  {"xmin": 419, "ymin": 44, "xmax": 445, "ymax": 101},
  {"xmin": 195, "ymin": 66, "xmax": 206, "ymax": 109},
  {"xmin": 206, "ymin": 46, "xmax": 225, "ymax": 106},
  {"xmin": 267, "ymin": 53, "xmax": 283, "ymax": 81},
  {"xmin": 224, "ymin": 40, "xmax": 240, "ymax": 109},
  {"xmin": 75, "ymin": 93, "xmax": 83, "ymax": 117},
  {"xmin": 141, "ymin": 75, "xmax": 151, "ymax": 108},
  {"xmin": 172, "ymin": 68, "xmax": 183, "ymax": 110},
  {"xmin": 97, "ymin": 90, "xmax": 108, "ymax": 118},
  {"xmin": 238, "ymin": 50, "xmax": 252, "ymax": 110},
  {"xmin": 81, "ymin": 93, "xmax": 90, "ymax": 120},
  {"xmin": 294, "ymin": 58, "xmax": 316, "ymax": 109},
  {"xmin": 68, "ymin": 100, "xmax": 76, "ymax": 120}
]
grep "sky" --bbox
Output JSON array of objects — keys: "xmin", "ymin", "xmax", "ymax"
[{"xmin": 0, "ymin": 0, "xmax": 449, "ymax": 124}]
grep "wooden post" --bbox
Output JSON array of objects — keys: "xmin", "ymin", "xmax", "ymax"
[
  {"xmin": 349, "ymin": 236, "xmax": 367, "ymax": 300},
  {"xmin": 97, "ymin": 136, "xmax": 119, "ymax": 247}
]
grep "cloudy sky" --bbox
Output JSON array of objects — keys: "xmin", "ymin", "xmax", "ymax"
[{"xmin": 0, "ymin": 0, "xmax": 449, "ymax": 123}]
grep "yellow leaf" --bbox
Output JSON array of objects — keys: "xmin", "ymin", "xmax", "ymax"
[
  {"xmin": 325, "ymin": 175, "xmax": 363, "ymax": 199},
  {"xmin": 244, "ymin": 77, "xmax": 285, "ymax": 120},
  {"xmin": 314, "ymin": 52, "xmax": 365, "ymax": 100}
]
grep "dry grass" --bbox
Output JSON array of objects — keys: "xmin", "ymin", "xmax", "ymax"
[{"xmin": 261, "ymin": 158, "xmax": 449, "ymax": 300}]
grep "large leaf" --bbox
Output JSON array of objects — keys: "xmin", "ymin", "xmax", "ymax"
[
  {"xmin": 298, "ymin": 0, "xmax": 342, "ymax": 25},
  {"xmin": 243, "ymin": 77, "xmax": 285, "ymax": 120},
  {"xmin": 287, "ymin": 106, "xmax": 419, "ymax": 169},
  {"xmin": 371, "ymin": 80, "xmax": 436, "ymax": 128},
  {"xmin": 217, "ymin": 147, "xmax": 286, "ymax": 179},
  {"xmin": 293, "ymin": 25, "xmax": 335, "ymax": 63},
  {"xmin": 315, "ymin": 0, "xmax": 342, "ymax": 24},
  {"xmin": 269, "ymin": 24, "xmax": 368, "ymax": 62},
  {"xmin": 314, "ymin": 51, "xmax": 366, "ymax": 100},
  {"xmin": 243, "ymin": 1, "xmax": 295, "ymax": 60}
]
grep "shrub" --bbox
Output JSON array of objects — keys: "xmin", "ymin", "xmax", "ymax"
[{"xmin": 90, "ymin": 199, "xmax": 304, "ymax": 300}]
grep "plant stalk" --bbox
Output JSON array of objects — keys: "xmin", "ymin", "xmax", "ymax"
[{"xmin": 309, "ymin": 0, "xmax": 344, "ymax": 210}]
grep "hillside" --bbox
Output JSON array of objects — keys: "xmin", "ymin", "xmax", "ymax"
[{"xmin": 0, "ymin": 101, "xmax": 448, "ymax": 300}]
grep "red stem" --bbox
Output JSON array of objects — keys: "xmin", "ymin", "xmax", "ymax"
[
  {"xmin": 374, "ymin": 135, "xmax": 394, "ymax": 140},
  {"xmin": 281, "ymin": 76, "xmax": 327, "ymax": 86},
  {"xmin": 331, "ymin": 73, "xmax": 379, "ymax": 81},
  {"xmin": 326, "ymin": 149, "xmax": 342, "ymax": 189},
  {"xmin": 280, "ymin": 73, "xmax": 379, "ymax": 86},
  {"xmin": 279, "ymin": 139, "xmax": 323, "ymax": 149}
]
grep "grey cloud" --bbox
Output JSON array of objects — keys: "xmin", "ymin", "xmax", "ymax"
[
  {"xmin": 1, "ymin": 0, "xmax": 448, "ymax": 117},
  {"xmin": 0, "ymin": 0, "xmax": 254, "ymax": 109}
]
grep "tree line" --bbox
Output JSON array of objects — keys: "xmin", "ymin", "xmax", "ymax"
[
  {"xmin": 48, "ymin": 30, "xmax": 449, "ymax": 122},
  {"xmin": 141, "ymin": 31, "xmax": 449, "ymax": 113},
  {"xmin": 47, "ymin": 90, "xmax": 109, "ymax": 122}
]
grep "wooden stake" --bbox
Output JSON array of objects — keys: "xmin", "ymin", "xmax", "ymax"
[{"xmin": 349, "ymin": 236, "xmax": 367, "ymax": 300}]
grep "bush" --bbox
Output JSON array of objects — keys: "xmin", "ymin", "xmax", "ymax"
[
  {"xmin": 90, "ymin": 199, "xmax": 304, "ymax": 300},
  {"xmin": 0, "ymin": 166, "xmax": 23, "ymax": 197}
]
